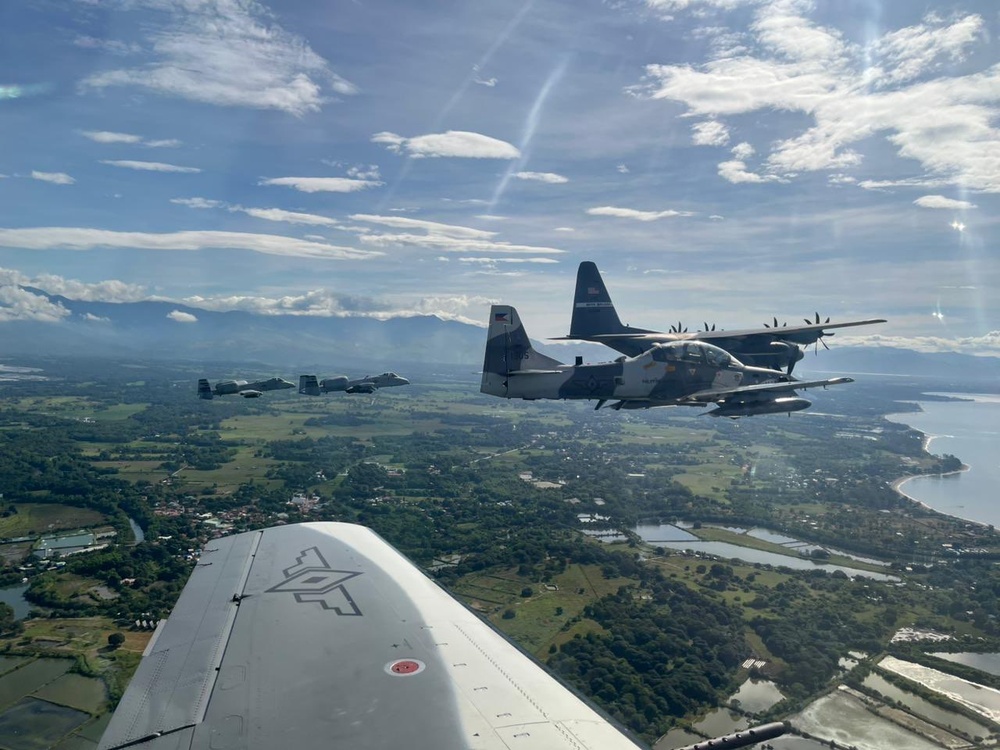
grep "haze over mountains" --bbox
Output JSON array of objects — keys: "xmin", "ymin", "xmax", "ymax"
[{"xmin": 2, "ymin": 288, "xmax": 997, "ymax": 382}]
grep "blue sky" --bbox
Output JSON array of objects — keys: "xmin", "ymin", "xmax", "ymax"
[{"xmin": 1, "ymin": 0, "xmax": 998, "ymax": 356}]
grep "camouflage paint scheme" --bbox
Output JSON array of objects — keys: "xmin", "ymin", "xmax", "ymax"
[
  {"xmin": 298, "ymin": 372, "xmax": 410, "ymax": 395},
  {"xmin": 481, "ymin": 305, "xmax": 853, "ymax": 416},
  {"xmin": 198, "ymin": 376, "xmax": 295, "ymax": 399}
]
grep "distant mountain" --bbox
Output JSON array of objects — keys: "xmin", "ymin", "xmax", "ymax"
[
  {"xmin": 5, "ymin": 290, "xmax": 486, "ymax": 368},
  {"xmin": 4, "ymin": 290, "xmax": 998, "ymax": 382},
  {"xmin": 799, "ymin": 346, "xmax": 1000, "ymax": 383}
]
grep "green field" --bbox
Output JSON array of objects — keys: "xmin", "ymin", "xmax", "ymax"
[
  {"xmin": 456, "ymin": 564, "xmax": 633, "ymax": 658},
  {"xmin": 0, "ymin": 506, "xmax": 107, "ymax": 541}
]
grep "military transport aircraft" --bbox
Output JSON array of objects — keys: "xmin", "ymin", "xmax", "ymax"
[
  {"xmin": 482, "ymin": 305, "xmax": 852, "ymax": 416},
  {"xmin": 98, "ymin": 521, "xmax": 786, "ymax": 750},
  {"xmin": 559, "ymin": 262, "xmax": 886, "ymax": 374},
  {"xmin": 298, "ymin": 371, "xmax": 410, "ymax": 395},
  {"xmin": 197, "ymin": 376, "xmax": 295, "ymax": 399}
]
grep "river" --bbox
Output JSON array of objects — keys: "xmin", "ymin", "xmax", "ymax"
[{"xmin": 887, "ymin": 394, "xmax": 1000, "ymax": 527}]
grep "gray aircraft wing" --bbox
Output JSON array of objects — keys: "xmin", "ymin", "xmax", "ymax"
[
  {"xmin": 98, "ymin": 522, "xmax": 645, "ymax": 750},
  {"xmin": 680, "ymin": 376, "xmax": 854, "ymax": 404},
  {"xmin": 581, "ymin": 319, "xmax": 886, "ymax": 346}
]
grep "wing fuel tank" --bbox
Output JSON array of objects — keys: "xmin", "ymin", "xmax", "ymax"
[{"xmin": 708, "ymin": 396, "xmax": 811, "ymax": 417}]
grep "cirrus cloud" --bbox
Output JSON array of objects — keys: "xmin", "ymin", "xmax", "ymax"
[
  {"xmin": 259, "ymin": 176, "xmax": 381, "ymax": 193},
  {"xmin": 587, "ymin": 206, "xmax": 694, "ymax": 221},
  {"xmin": 79, "ymin": 0, "xmax": 356, "ymax": 116},
  {"xmin": 102, "ymin": 160, "xmax": 200, "ymax": 173},
  {"xmin": 0, "ymin": 227, "xmax": 379, "ymax": 260}
]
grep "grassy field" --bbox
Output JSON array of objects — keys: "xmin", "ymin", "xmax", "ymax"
[
  {"xmin": 0, "ymin": 506, "xmax": 107, "ymax": 541},
  {"xmin": 455, "ymin": 564, "xmax": 633, "ymax": 658}
]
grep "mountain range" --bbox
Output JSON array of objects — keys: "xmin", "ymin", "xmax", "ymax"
[{"xmin": 2, "ymin": 289, "xmax": 998, "ymax": 382}]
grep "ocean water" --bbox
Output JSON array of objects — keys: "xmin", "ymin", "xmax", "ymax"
[{"xmin": 886, "ymin": 395, "xmax": 1000, "ymax": 527}]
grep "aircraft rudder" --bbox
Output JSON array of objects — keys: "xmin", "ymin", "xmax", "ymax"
[
  {"xmin": 298, "ymin": 375, "xmax": 321, "ymax": 396},
  {"xmin": 570, "ymin": 261, "xmax": 626, "ymax": 337},
  {"xmin": 197, "ymin": 379, "xmax": 213, "ymax": 400}
]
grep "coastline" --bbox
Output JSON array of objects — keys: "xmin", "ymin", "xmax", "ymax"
[{"xmin": 886, "ymin": 406, "xmax": 975, "ymax": 523}]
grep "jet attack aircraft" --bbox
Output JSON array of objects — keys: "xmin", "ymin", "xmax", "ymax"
[
  {"xmin": 482, "ymin": 305, "xmax": 852, "ymax": 416},
  {"xmin": 298, "ymin": 371, "xmax": 410, "ymax": 395},
  {"xmin": 197, "ymin": 376, "xmax": 294, "ymax": 399},
  {"xmin": 560, "ymin": 262, "xmax": 886, "ymax": 374},
  {"xmin": 98, "ymin": 521, "xmax": 787, "ymax": 750}
]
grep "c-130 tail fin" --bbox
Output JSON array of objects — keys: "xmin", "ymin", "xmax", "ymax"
[{"xmin": 569, "ymin": 261, "xmax": 654, "ymax": 338}]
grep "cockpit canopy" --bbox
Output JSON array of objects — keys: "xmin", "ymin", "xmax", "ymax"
[{"xmin": 649, "ymin": 341, "xmax": 741, "ymax": 368}]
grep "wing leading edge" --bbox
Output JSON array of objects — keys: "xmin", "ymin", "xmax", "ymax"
[{"xmin": 99, "ymin": 522, "xmax": 647, "ymax": 750}]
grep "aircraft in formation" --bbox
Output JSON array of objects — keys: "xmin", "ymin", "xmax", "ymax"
[
  {"xmin": 197, "ymin": 372, "xmax": 409, "ymax": 399},
  {"xmin": 559, "ymin": 262, "xmax": 886, "ymax": 375},
  {"xmin": 481, "ymin": 305, "xmax": 853, "ymax": 417},
  {"xmin": 99, "ymin": 521, "xmax": 787, "ymax": 750},
  {"xmin": 298, "ymin": 371, "xmax": 410, "ymax": 395},
  {"xmin": 197, "ymin": 376, "xmax": 294, "ymax": 400}
]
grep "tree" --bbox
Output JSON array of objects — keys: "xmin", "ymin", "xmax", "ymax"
[
  {"xmin": 520, "ymin": 587, "xmax": 533, "ymax": 598},
  {"xmin": 108, "ymin": 632, "xmax": 126, "ymax": 648}
]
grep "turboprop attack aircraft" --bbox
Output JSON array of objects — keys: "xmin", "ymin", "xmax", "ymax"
[
  {"xmin": 298, "ymin": 372, "xmax": 410, "ymax": 395},
  {"xmin": 561, "ymin": 262, "xmax": 886, "ymax": 374},
  {"xmin": 198, "ymin": 376, "xmax": 294, "ymax": 399},
  {"xmin": 482, "ymin": 306, "xmax": 853, "ymax": 416}
]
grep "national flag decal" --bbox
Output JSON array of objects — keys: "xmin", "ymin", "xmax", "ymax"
[
  {"xmin": 494, "ymin": 312, "xmax": 508, "ymax": 322},
  {"xmin": 587, "ymin": 287, "xmax": 600, "ymax": 295}
]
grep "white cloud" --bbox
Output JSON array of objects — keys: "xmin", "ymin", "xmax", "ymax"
[
  {"xmin": 237, "ymin": 207, "xmax": 340, "ymax": 227},
  {"xmin": 74, "ymin": 35, "xmax": 141, "ymax": 56},
  {"xmin": 871, "ymin": 13, "xmax": 985, "ymax": 87},
  {"xmin": 514, "ymin": 171, "xmax": 569, "ymax": 184},
  {"xmin": 372, "ymin": 130, "xmax": 520, "ymax": 159},
  {"xmin": 617, "ymin": 164, "xmax": 630, "ymax": 173},
  {"xmin": 82, "ymin": 131, "xmax": 181, "ymax": 147},
  {"xmin": 350, "ymin": 214, "xmax": 495, "ymax": 239},
  {"xmin": 31, "ymin": 171, "xmax": 75, "ymax": 185},
  {"xmin": 631, "ymin": 6, "xmax": 1000, "ymax": 191},
  {"xmin": 346, "ymin": 164, "xmax": 381, "ymax": 180},
  {"xmin": 102, "ymin": 160, "xmax": 200, "ymax": 173},
  {"xmin": 350, "ymin": 214, "xmax": 563, "ymax": 254},
  {"xmin": 474, "ymin": 76, "xmax": 498, "ymax": 87},
  {"xmin": 458, "ymin": 257, "xmax": 558, "ymax": 264},
  {"xmin": 0, "ymin": 228, "xmax": 379, "ymax": 260},
  {"xmin": 475, "ymin": 215, "xmax": 507, "ymax": 221},
  {"xmin": 0, "ymin": 286, "xmax": 70, "ymax": 323},
  {"xmin": 692, "ymin": 120, "xmax": 730, "ymax": 146},
  {"xmin": 717, "ymin": 159, "xmax": 780, "ymax": 184},
  {"xmin": 554, "ymin": 227, "xmax": 575, "ymax": 232},
  {"xmin": 0, "ymin": 267, "xmax": 147, "ymax": 303},
  {"xmin": 81, "ymin": 130, "xmax": 142, "ymax": 144},
  {"xmin": 80, "ymin": 0, "xmax": 355, "ymax": 116},
  {"xmin": 586, "ymin": 206, "xmax": 694, "ymax": 221},
  {"xmin": 171, "ymin": 197, "xmax": 222, "ymax": 209},
  {"xmin": 259, "ymin": 176, "xmax": 381, "ymax": 193},
  {"xmin": 81, "ymin": 313, "xmax": 111, "ymax": 323},
  {"xmin": 731, "ymin": 141, "xmax": 755, "ymax": 160},
  {"xmin": 167, "ymin": 310, "xmax": 198, "ymax": 323},
  {"xmin": 914, "ymin": 195, "xmax": 977, "ymax": 210}
]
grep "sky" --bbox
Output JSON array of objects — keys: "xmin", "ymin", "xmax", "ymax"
[{"xmin": 1, "ymin": 0, "xmax": 999, "ymax": 357}]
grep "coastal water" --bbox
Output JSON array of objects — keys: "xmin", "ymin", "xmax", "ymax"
[{"xmin": 887, "ymin": 395, "xmax": 1000, "ymax": 527}]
